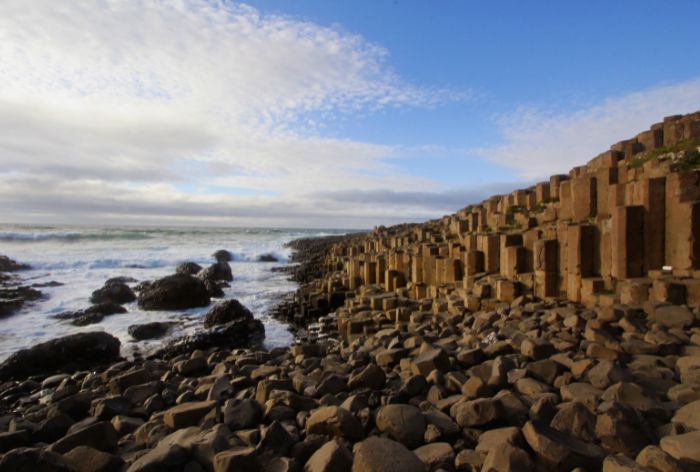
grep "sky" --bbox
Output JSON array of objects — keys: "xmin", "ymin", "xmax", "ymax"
[{"xmin": 2, "ymin": 0, "xmax": 700, "ymax": 229}]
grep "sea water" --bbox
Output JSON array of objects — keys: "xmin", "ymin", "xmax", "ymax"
[{"xmin": 0, "ymin": 224, "xmax": 346, "ymax": 361}]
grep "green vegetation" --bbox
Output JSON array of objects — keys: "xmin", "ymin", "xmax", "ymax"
[{"xmin": 628, "ymin": 138, "xmax": 700, "ymax": 169}]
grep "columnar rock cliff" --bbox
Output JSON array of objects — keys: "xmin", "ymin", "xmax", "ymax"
[{"xmin": 295, "ymin": 112, "xmax": 700, "ymax": 340}]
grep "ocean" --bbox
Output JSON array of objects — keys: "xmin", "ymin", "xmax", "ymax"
[{"xmin": 0, "ymin": 224, "xmax": 347, "ymax": 361}]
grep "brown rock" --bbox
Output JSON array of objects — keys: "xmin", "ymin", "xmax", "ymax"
[
  {"xmin": 0, "ymin": 447, "xmax": 77, "ymax": 471},
  {"xmin": 347, "ymin": 364, "xmax": 386, "ymax": 390},
  {"xmin": 375, "ymin": 404, "xmax": 426, "ymax": 449},
  {"xmin": 213, "ymin": 447, "xmax": 257, "ymax": 472},
  {"xmin": 522, "ymin": 420, "xmax": 604, "ymax": 471},
  {"xmin": 660, "ymin": 430, "xmax": 700, "ymax": 464},
  {"xmin": 635, "ymin": 445, "xmax": 685, "ymax": 472},
  {"xmin": 63, "ymin": 446, "xmax": 123, "ymax": 472},
  {"xmin": 351, "ymin": 437, "xmax": 425, "ymax": 472},
  {"xmin": 602, "ymin": 453, "xmax": 655, "ymax": 472},
  {"xmin": 451, "ymin": 398, "xmax": 503, "ymax": 427},
  {"xmin": 413, "ymin": 442, "xmax": 454, "ymax": 471},
  {"xmin": 410, "ymin": 347, "xmax": 450, "ymax": 376},
  {"xmin": 671, "ymin": 398, "xmax": 700, "ymax": 430},
  {"xmin": 49, "ymin": 421, "xmax": 118, "ymax": 454},
  {"xmin": 306, "ymin": 406, "xmax": 364, "ymax": 441},
  {"xmin": 303, "ymin": 439, "xmax": 352, "ymax": 472},
  {"xmin": 163, "ymin": 401, "xmax": 216, "ymax": 429},
  {"xmin": 481, "ymin": 444, "xmax": 533, "ymax": 472}
]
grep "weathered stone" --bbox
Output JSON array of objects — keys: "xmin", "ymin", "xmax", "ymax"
[
  {"xmin": 660, "ymin": 431, "xmax": 700, "ymax": 465},
  {"xmin": 602, "ymin": 453, "xmax": 655, "ymax": 472},
  {"xmin": 351, "ymin": 436, "xmax": 424, "ymax": 472},
  {"xmin": 63, "ymin": 446, "xmax": 123, "ymax": 472},
  {"xmin": 522, "ymin": 420, "xmax": 604, "ymax": 471},
  {"xmin": 127, "ymin": 444, "xmax": 189, "ymax": 472},
  {"xmin": 451, "ymin": 398, "xmax": 503, "ymax": 427},
  {"xmin": 0, "ymin": 447, "xmax": 77, "ymax": 471},
  {"xmin": 347, "ymin": 364, "xmax": 386, "ymax": 390},
  {"xmin": 137, "ymin": 273, "xmax": 210, "ymax": 311},
  {"xmin": 410, "ymin": 347, "xmax": 450, "ymax": 376},
  {"xmin": 163, "ymin": 401, "xmax": 216, "ymax": 429},
  {"xmin": 303, "ymin": 439, "xmax": 352, "ymax": 472},
  {"xmin": 482, "ymin": 444, "xmax": 533, "ymax": 472},
  {"xmin": 213, "ymin": 447, "xmax": 257, "ymax": 472},
  {"xmin": 375, "ymin": 404, "xmax": 426, "ymax": 449},
  {"xmin": 223, "ymin": 399, "xmax": 261, "ymax": 431},
  {"xmin": 413, "ymin": 442, "xmax": 454, "ymax": 471},
  {"xmin": 306, "ymin": 406, "xmax": 364, "ymax": 441},
  {"xmin": 49, "ymin": 421, "xmax": 118, "ymax": 454}
]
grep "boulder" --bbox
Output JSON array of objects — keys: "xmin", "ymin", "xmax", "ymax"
[
  {"xmin": 375, "ymin": 404, "xmax": 426, "ymax": 449},
  {"xmin": 152, "ymin": 317, "xmax": 264, "ymax": 358},
  {"xmin": 0, "ymin": 332, "xmax": 121, "ymax": 380},
  {"xmin": 303, "ymin": 439, "xmax": 352, "ymax": 472},
  {"xmin": 352, "ymin": 437, "xmax": 424, "ymax": 472},
  {"xmin": 63, "ymin": 445, "xmax": 124, "ymax": 472},
  {"xmin": 482, "ymin": 444, "xmax": 533, "ymax": 472},
  {"xmin": 652, "ymin": 305, "xmax": 694, "ymax": 329},
  {"xmin": 127, "ymin": 443, "xmax": 188, "ymax": 472},
  {"xmin": 200, "ymin": 261, "xmax": 233, "ymax": 283},
  {"xmin": 90, "ymin": 281, "xmax": 136, "ymax": 305},
  {"xmin": 347, "ymin": 363, "xmax": 386, "ymax": 390},
  {"xmin": 0, "ymin": 255, "xmax": 30, "ymax": 271},
  {"xmin": 0, "ymin": 447, "xmax": 76, "ymax": 471},
  {"xmin": 128, "ymin": 322, "xmax": 178, "ymax": 340},
  {"xmin": 522, "ymin": 420, "xmax": 604, "ymax": 471},
  {"xmin": 163, "ymin": 401, "xmax": 216, "ymax": 429},
  {"xmin": 176, "ymin": 261, "xmax": 203, "ymax": 275},
  {"xmin": 306, "ymin": 406, "xmax": 364, "ymax": 441},
  {"xmin": 203, "ymin": 300, "xmax": 254, "ymax": 328},
  {"xmin": 413, "ymin": 442, "xmax": 454, "ymax": 471},
  {"xmin": 258, "ymin": 253, "xmax": 278, "ymax": 262},
  {"xmin": 660, "ymin": 430, "xmax": 700, "ymax": 464},
  {"xmin": 223, "ymin": 399, "xmax": 262, "ymax": 431},
  {"xmin": 49, "ymin": 421, "xmax": 118, "ymax": 454},
  {"xmin": 212, "ymin": 249, "xmax": 233, "ymax": 262},
  {"xmin": 137, "ymin": 273, "xmax": 210, "ymax": 310}
]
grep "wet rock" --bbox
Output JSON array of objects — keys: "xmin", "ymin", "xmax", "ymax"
[
  {"xmin": 55, "ymin": 303, "xmax": 127, "ymax": 326},
  {"xmin": 375, "ymin": 404, "xmax": 426, "ymax": 449},
  {"xmin": 200, "ymin": 261, "xmax": 233, "ymax": 283},
  {"xmin": 0, "ymin": 332, "xmax": 120, "ymax": 381},
  {"xmin": 212, "ymin": 250, "xmax": 233, "ymax": 262},
  {"xmin": 258, "ymin": 253, "xmax": 279, "ymax": 262},
  {"xmin": 137, "ymin": 273, "xmax": 210, "ymax": 311},
  {"xmin": 128, "ymin": 322, "xmax": 177, "ymax": 340},
  {"xmin": 176, "ymin": 262, "xmax": 203, "ymax": 275},
  {"xmin": 352, "ymin": 436, "xmax": 425, "ymax": 472},
  {"xmin": 0, "ymin": 255, "xmax": 30, "ymax": 271},
  {"xmin": 90, "ymin": 281, "xmax": 136, "ymax": 305},
  {"xmin": 203, "ymin": 299, "xmax": 253, "ymax": 328}
]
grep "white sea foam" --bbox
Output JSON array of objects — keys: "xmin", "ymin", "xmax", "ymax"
[{"xmin": 0, "ymin": 225, "xmax": 347, "ymax": 361}]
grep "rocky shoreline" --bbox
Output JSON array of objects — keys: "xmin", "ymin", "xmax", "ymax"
[
  {"xmin": 0, "ymin": 242, "xmax": 698, "ymax": 472},
  {"xmin": 2, "ymin": 112, "xmax": 700, "ymax": 471}
]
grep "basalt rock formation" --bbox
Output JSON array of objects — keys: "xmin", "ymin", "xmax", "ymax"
[{"xmin": 2, "ymin": 113, "xmax": 700, "ymax": 471}]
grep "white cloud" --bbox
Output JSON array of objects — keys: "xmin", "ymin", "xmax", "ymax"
[
  {"xmin": 479, "ymin": 79, "xmax": 700, "ymax": 180},
  {"xmin": 0, "ymin": 0, "xmax": 461, "ymax": 227}
]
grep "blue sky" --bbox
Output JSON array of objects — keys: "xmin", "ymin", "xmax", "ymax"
[{"xmin": 1, "ymin": 0, "xmax": 700, "ymax": 228}]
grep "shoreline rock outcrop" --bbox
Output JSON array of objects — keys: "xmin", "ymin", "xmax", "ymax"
[{"xmin": 2, "ymin": 112, "xmax": 700, "ymax": 471}]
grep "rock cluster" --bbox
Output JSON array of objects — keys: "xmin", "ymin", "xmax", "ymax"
[{"xmin": 0, "ymin": 256, "xmax": 42, "ymax": 319}]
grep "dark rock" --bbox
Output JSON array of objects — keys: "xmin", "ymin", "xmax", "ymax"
[
  {"xmin": 137, "ymin": 274, "xmax": 210, "ymax": 311},
  {"xmin": 152, "ymin": 317, "xmax": 264, "ymax": 359},
  {"xmin": 49, "ymin": 421, "xmax": 118, "ymax": 454},
  {"xmin": 375, "ymin": 404, "xmax": 426, "ymax": 449},
  {"xmin": 128, "ymin": 322, "xmax": 178, "ymax": 340},
  {"xmin": 0, "ymin": 255, "xmax": 30, "ymax": 271},
  {"xmin": 352, "ymin": 436, "xmax": 424, "ymax": 472},
  {"xmin": 54, "ymin": 303, "xmax": 127, "ymax": 326},
  {"xmin": 303, "ymin": 439, "xmax": 352, "ymax": 472},
  {"xmin": 63, "ymin": 446, "xmax": 123, "ymax": 472},
  {"xmin": 204, "ymin": 300, "xmax": 253, "ymax": 328},
  {"xmin": 258, "ymin": 253, "xmax": 278, "ymax": 262},
  {"xmin": 176, "ymin": 262, "xmax": 203, "ymax": 275},
  {"xmin": 90, "ymin": 281, "xmax": 136, "ymax": 305},
  {"xmin": 0, "ymin": 332, "xmax": 121, "ymax": 381},
  {"xmin": 212, "ymin": 249, "xmax": 233, "ymax": 262},
  {"xmin": 0, "ymin": 447, "xmax": 76, "ymax": 471},
  {"xmin": 200, "ymin": 261, "xmax": 233, "ymax": 283}
]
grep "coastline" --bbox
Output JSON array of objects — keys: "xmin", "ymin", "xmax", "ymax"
[{"xmin": 1, "ymin": 113, "xmax": 700, "ymax": 470}]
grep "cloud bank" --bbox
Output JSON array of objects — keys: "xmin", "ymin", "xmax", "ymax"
[
  {"xmin": 0, "ymin": 0, "xmax": 463, "ymax": 227},
  {"xmin": 479, "ymin": 79, "xmax": 700, "ymax": 180}
]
